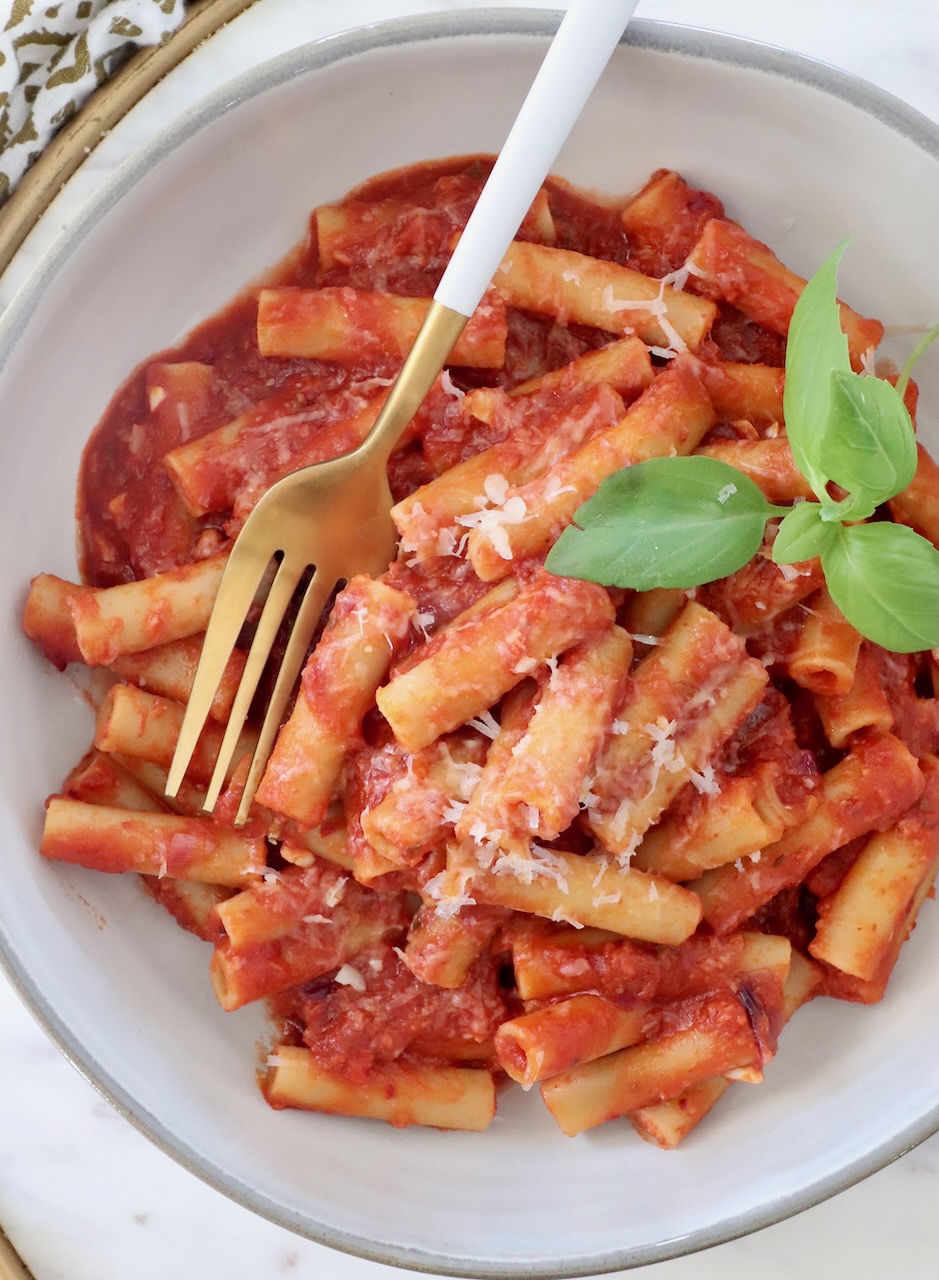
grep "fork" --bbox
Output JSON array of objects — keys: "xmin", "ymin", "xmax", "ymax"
[{"xmin": 166, "ymin": 0, "xmax": 641, "ymax": 824}]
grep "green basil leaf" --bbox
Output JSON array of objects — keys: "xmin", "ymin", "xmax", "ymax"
[
  {"xmin": 783, "ymin": 242, "xmax": 852, "ymax": 500},
  {"xmin": 818, "ymin": 368, "xmax": 917, "ymax": 507},
  {"xmin": 546, "ymin": 456, "xmax": 779, "ymax": 590},
  {"xmin": 821, "ymin": 522, "xmax": 939, "ymax": 653},
  {"xmin": 772, "ymin": 502, "xmax": 837, "ymax": 563}
]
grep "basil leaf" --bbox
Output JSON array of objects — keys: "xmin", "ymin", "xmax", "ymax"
[
  {"xmin": 772, "ymin": 502, "xmax": 837, "ymax": 563},
  {"xmin": 783, "ymin": 242, "xmax": 852, "ymax": 500},
  {"xmin": 546, "ymin": 456, "xmax": 779, "ymax": 590},
  {"xmin": 821, "ymin": 522, "xmax": 939, "ymax": 653},
  {"xmin": 818, "ymin": 368, "xmax": 917, "ymax": 509}
]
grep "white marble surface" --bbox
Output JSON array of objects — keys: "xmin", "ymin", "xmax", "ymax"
[{"xmin": 1, "ymin": 1, "xmax": 937, "ymax": 1277}]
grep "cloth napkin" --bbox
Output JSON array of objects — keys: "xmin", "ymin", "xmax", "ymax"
[{"xmin": 0, "ymin": 0, "xmax": 186, "ymax": 203}]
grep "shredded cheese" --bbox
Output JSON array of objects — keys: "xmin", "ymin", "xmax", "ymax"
[
  {"xmin": 424, "ymin": 867, "xmax": 477, "ymax": 918},
  {"xmin": 468, "ymin": 710, "xmax": 501, "ymax": 739},
  {"xmin": 440, "ymin": 368, "xmax": 465, "ymax": 399},
  {"xmin": 455, "ymin": 493, "xmax": 529, "ymax": 561},
  {"xmin": 687, "ymin": 763, "xmax": 721, "ymax": 796},
  {"xmin": 324, "ymin": 879, "xmax": 347, "ymax": 908},
  {"xmin": 334, "ymin": 964, "xmax": 366, "ymax": 991},
  {"xmin": 441, "ymin": 799, "xmax": 468, "ymax": 825}
]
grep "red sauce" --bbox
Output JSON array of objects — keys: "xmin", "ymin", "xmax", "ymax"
[{"xmin": 296, "ymin": 946, "xmax": 509, "ymax": 1084}]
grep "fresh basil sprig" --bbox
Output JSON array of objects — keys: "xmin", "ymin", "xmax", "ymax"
[{"xmin": 545, "ymin": 245, "xmax": 939, "ymax": 653}]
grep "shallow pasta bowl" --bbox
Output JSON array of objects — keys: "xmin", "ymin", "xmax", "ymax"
[{"xmin": 0, "ymin": 10, "xmax": 937, "ymax": 1277}]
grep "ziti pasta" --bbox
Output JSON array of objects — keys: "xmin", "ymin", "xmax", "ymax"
[{"xmin": 25, "ymin": 158, "xmax": 937, "ymax": 1141}]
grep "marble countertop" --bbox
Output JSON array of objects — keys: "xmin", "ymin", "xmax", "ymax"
[{"xmin": 1, "ymin": 2, "xmax": 937, "ymax": 1277}]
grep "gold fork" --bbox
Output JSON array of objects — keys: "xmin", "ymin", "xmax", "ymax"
[{"xmin": 166, "ymin": 0, "xmax": 640, "ymax": 824}]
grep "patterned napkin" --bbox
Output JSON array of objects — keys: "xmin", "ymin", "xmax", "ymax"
[{"xmin": 0, "ymin": 0, "xmax": 186, "ymax": 203}]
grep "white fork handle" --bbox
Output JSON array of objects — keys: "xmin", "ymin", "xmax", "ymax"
[{"xmin": 433, "ymin": 0, "xmax": 640, "ymax": 319}]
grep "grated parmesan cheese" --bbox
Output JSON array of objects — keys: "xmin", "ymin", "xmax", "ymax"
[
  {"xmin": 324, "ymin": 879, "xmax": 347, "ymax": 908},
  {"xmin": 440, "ymin": 368, "xmax": 465, "ymax": 400},
  {"xmin": 591, "ymin": 855, "xmax": 610, "ymax": 888},
  {"xmin": 645, "ymin": 718, "xmax": 687, "ymax": 775},
  {"xmin": 441, "ymin": 799, "xmax": 468, "ymax": 826},
  {"xmin": 616, "ymin": 830, "xmax": 642, "ymax": 868},
  {"xmin": 542, "ymin": 474, "xmax": 576, "ymax": 504},
  {"xmin": 334, "ymin": 964, "xmax": 366, "ymax": 991},
  {"xmin": 424, "ymin": 867, "xmax": 477, "ymax": 918},
  {"xmin": 521, "ymin": 802, "xmax": 541, "ymax": 832},
  {"xmin": 468, "ymin": 709, "xmax": 501, "ymax": 739},
  {"xmin": 687, "ymin": 763, "xmax": 721, "ymax": 796},
  {"xmin": 455, "ymin": 492, "xmax": 529, "ymax": 561},
  {"xmin": 433, "ymin": 527, "xmax": 456, "ymax": 557}
]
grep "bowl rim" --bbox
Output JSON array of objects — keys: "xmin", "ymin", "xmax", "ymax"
[{"xmin": 1, "ymin": 9, "xmax": 937, "ymax": 1277}]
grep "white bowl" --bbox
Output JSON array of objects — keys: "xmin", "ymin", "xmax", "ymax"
[{"xmin": 0, "ymin": 11, "xmax": 937, "ymax": 1277}]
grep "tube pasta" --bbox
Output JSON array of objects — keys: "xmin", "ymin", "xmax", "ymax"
[
  {"xmin": 786, "ymin": 589, "xmax": 862, "ymax": 696},
  {"xmin": 40, "ymin": 797, "xmax": 265, "ymax": 886},
  {"xmin": 94, "ymin": 684, "xmax": 257, "ymax": 786},
  {"xmin": 493, "ymin": 240, "xmax": 718, "ymax": 350},
  {"xmin": 256, "ymin": 577, "xmax": 415, "ymax": 827},
  {"xmin": 264, "ymin": 1045, "xmax": 496, "ymax": 1131},
  {"xmin": 810, "ymin": 758, "xmax": 938, "ymax": 980},
  {"xmin": 495, "ymin": 994, "xmax": 655, "ymax": 1085},
  {"xmin": 696, "ymin": 438, "xmax": 813, "ymax": 503},
  {"xmin": 813, "ymin": 643, "xmax": 894, "ymax": 748},
  {"xmin": 444, "ymin": 840, "xmax": 702, "ymax": 946},
  {"xmin": 455, "ymin": 626, "xmax": 633, "ymax": 844},
  {"xmin": 69, "ymin": 555, "xmax": 228, "ymax": 666},
  {"xmin": 257, "ymin": 286, "xmax": 507, "ymax": 368}
]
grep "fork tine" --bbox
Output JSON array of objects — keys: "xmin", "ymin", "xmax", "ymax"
[
  {"xmin": 235, "ymin": 566, "xmax": 338, "ymax": 826},
  {"xmin": 165, "ymin": 543, "xmax": 276, "ymax": 798},
  {"xmin": 201, "ymin": 553, "xmax": 309, "ymax": 813}
]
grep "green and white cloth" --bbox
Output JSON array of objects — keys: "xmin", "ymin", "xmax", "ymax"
[{"xmin": 0, "ymin": 0, "xmax": 185, "ymax": 202}]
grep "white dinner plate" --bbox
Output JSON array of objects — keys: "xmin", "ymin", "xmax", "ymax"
[{"xmin": 0, "ymin": 11, "xmax": 936, "ymax": 1276}]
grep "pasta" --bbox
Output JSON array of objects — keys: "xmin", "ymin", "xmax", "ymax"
[{"xmin": 25, "ymin": 156, "xmax": 937, "ymax": 1143}]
